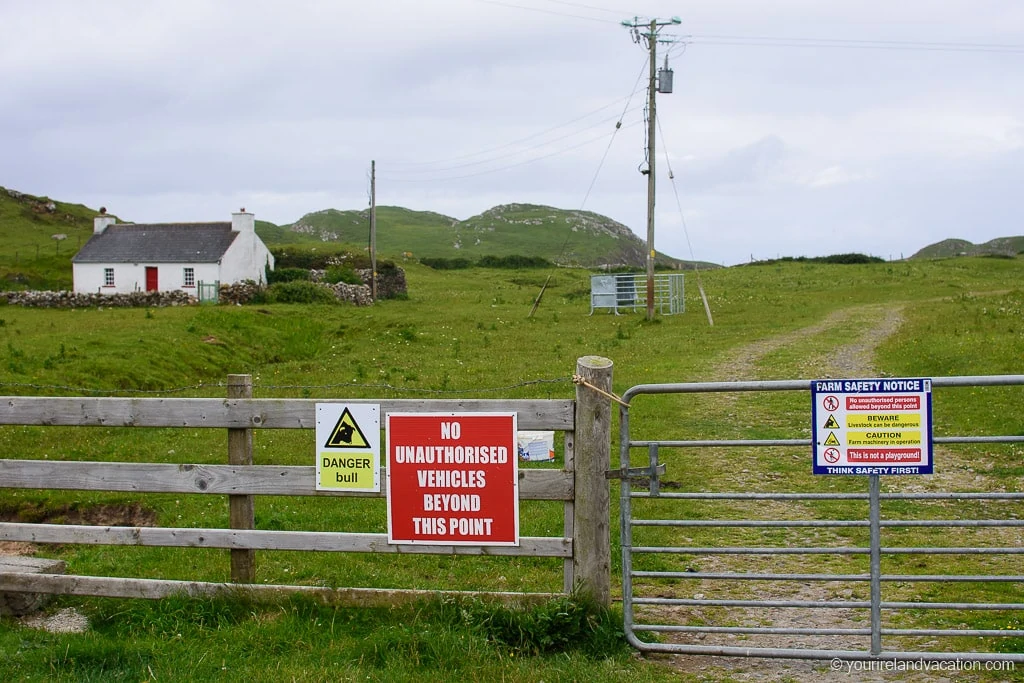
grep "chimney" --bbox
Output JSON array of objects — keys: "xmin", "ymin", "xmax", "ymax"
[
  {"xmin": 94, "ymin": 207, "xmax": 116, "ymax": 234},
  {"xmin": 231, "ymin": 208, "xmax": 254, "ymax": 233}
]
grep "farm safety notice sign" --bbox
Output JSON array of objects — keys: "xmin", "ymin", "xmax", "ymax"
[
  {"xmin": 386, "ymin": 412, "xmax": 519, "ymax": 545},
  {"xmin": 811, "ymin": 378, "xmax": 933, "ymax": 475},
  {"xmin": 315, "ymin": 403, "xmax": 380, "ymax": 491}
]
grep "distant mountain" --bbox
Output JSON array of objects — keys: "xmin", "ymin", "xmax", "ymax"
[
  {"xmin": 271, "ymin": 203, "xmax": 711, "ymax": 269},
  {"xmin": 911, "ymin": 236, "xmax": 1024, "ymax": 259}
]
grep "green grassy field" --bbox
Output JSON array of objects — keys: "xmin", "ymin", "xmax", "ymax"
[{"xmin": 0, "ymin": 255, "xmax": 1022, "ymax": 681}]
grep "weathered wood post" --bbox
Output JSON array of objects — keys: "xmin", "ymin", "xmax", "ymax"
[
  {"xmin": 227, "ymin": 374, "xmax": 255, "ymax": 583},
  {"xmin": 573, "ymin": 355, "xmax": 613, "ymax": 607}
]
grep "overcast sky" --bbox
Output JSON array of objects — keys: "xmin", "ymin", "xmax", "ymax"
[{"xmin": 2, "ymin": 1, "xmax": 1021, "ymax": 265}]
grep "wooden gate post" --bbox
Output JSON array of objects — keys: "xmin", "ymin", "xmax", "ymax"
[
  {"xmin": 573, "ymin": 356, "xmax": 613, "ymax": 607},
  {"xmin": 227, "ymin": 374, "xmax": 255, "ymax": 583}
]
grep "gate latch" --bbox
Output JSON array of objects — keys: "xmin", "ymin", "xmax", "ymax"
[
  {"xmin": 605, "ymin": 463, "xmax": 666, "ymax": 499},
  {"xmin": 605, "ymin": 464, "xmax": 666, "ymax": 480},
  {"xmin": 606, "ymin": 444, "xmax": 665, "ymax": 496}
]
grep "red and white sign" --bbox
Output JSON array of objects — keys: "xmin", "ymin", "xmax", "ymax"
[{"xmin": 386, "ymin": 412, "xmax": 519, "ymax": 545}]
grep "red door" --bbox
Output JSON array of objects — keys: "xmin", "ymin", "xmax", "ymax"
[{"xmin": 145, "ymin": 267, "xmax": 158, "ymax": 292}]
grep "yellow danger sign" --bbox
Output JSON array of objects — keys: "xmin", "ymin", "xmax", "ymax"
[
  {"xmin": 823, "ymin": 414, "xmax": 840, "ymax": 429},
  {"xmin": 318, "ymin": 453, "xmax": 377, "ymax": 490},
  {"xmin": 824, "ymin": 432, "xmax": 841, "ymax": 446},
  {"xmin": 324, "ymin": 407, "xmax": 370, "ymax": 449}
]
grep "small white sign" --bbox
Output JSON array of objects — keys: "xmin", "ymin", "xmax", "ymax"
[{"xmin": 315, "ymin": 403, "xmax": 380, "ymax": 491}]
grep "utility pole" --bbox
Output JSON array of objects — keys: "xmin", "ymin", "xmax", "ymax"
[
  {"xmin": 370, "ymin": 159, "xmax": 377, "ymax": 301},
  {"xmin": 622, "ymin": 16, "xmax": 680, "ymax": 320}
]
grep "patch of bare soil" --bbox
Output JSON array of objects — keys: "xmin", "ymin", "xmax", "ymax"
[
  {"xmin": 0, "ymin": 541, "xmax": 38, "ymax": 556},
  {"xmin": 0, "ymin": 501, "xmax": 156, "ymax": 526},
  {"xmin": 21, "ymin": 606, "xmax": 89, "ymax": 634},
  {"xmin": 646, "ymin": 304, "xmax": 986, "ymax": 681}
]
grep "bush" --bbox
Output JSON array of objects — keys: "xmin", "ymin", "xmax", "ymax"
[
  {"xmin": 421, "ymin": 257, "xmax": 473, "ymax": 270},
  {"xmin": 266, "ymin": 268, "xmax": 310, "ymax": 284},
  {"xmin": 264, "ymin": 281, "xmax": 337, "ymax": 304},
  {"xmin": 477, "ymin": 255, "xmax": 552, "ymax": 269},
  {"xmin": 818, "ymin": 253, "xmax": 884, "ymax": 265},
  {"xmin": 324, "ymin": 266, "xmax": 362, "ymax": 285}
]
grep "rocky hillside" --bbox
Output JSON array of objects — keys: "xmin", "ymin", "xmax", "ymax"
[
  {"xmin": 277, "ymin": 203, "xmax": 703, "ymax": 269},
  {"xmin": 911, "ymin": 236, "xmax": 1024, "ymax": 259}
]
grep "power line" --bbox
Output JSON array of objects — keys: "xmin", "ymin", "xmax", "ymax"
[
  {"xmin": 474, "ymin": 0, "xmax": 615, "ymax": 24},
  {"xmin": 379, "ymin": 120, "xmax": 641, "ymax": 183},
  {"xmin": 578, "ymin": 57, "xmax": 648, "ymax": 212},
  {"xmin": 477, "ymin": 0, "xmax": 1024, "ymax": 54},
  {"xmin": 385, "ymin": 95, "xmax": 636, "ymax": 169},
  {"xmin": 687, "ymin": 34, "xmax": 1024, "ymax": 54},
  {"xmin": 383, "ymin": 106, "xmax": 643, "ymax": 176},
  {"xmin": 541, "ymin": 0, "xmax": 626, "ymax": 16}
]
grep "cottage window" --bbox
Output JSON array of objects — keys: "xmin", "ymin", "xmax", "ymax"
[
  {"xmin": 103, "ymin": 268, "xmax": 115, "ymax": 287},
  {"xmin": 183, "ymin": 267, "xmax": 195, "ymax": 287}
]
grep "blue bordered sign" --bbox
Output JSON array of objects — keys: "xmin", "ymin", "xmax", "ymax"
[{"xmin": 811, "ymin": 378, "xmax": 933, "ymax": 475}]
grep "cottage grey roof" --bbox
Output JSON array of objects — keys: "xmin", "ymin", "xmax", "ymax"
[{"xmin": 72, "ymin": 223, "xmax": 240, "ymax": 264}]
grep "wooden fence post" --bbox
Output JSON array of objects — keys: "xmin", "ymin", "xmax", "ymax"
[
  {"xmin": 573, "ymin": 355, "xmax": 613, "ymax": 607},
  {"xmin": 227, "ymin": 374, "xmax": 255, "ymax": 583}
]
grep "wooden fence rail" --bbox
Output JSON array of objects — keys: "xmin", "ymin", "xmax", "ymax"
[{"xmin": 0, "ymin": 357, "xmax": 613, "ymax": 608}]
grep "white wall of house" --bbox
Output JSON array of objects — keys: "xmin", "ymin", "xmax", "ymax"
[
  {"xmin": 73, "ymin": 262, "xmax": 222, "ymax": 294},
  {"xmin": 219, "ymin": 211, "xmax": 275, "ymax": 285}
]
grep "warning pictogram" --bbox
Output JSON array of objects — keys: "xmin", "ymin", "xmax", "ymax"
[
  {"xmin": 315, "ymin": 403, "xmax": 380, "ymax": 492},
  {"xmin": 824, "ymin": 432, "xmax": 841, "ymax": 446},
  {"xmin": 324, "ymin": 407, "xmax": 370, "ymax": 449},
  {"xmin": 823, "ymin": 414, "xmax": 840, "ymax": 430},
  {"xmin": 824, "ymin": 447, "xmax": 841, "ymax": 463}
]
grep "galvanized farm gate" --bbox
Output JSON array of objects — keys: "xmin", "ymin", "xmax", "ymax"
[
  {"xmin": 589, "ymin": 273, "xmax": 684, "ymax": 316},
  {"xmin": 618, "ymin": 375, "xmax": 1024, "ymax": 662}
]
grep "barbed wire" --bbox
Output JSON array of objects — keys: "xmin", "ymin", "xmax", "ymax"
[
  {"xmin": 0, "ymin": 377, "xmax": 573, "ymax": 397},
  {"xmin": 0, "ymin": 381, "xmax": 221, "ymax": 395}
]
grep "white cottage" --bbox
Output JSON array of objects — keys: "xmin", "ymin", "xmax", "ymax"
[{"xmin": 72, "ymin": 210, "xmax": 274, "ymax": 294}]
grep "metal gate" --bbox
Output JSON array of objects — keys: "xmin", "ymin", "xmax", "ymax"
[
  {"xmin": 197, "ymin": 280, "xmax": 220, "ymax": 304},
  {"xmin": 618, "ymin": 375, "xmax": 1024, "ymax": 662}
]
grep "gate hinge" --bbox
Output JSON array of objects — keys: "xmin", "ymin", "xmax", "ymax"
[{"xmin": 605, "ymin": 464, "xmax": 666, "ymax": 480}]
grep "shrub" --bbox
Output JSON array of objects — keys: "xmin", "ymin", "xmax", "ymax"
[
  {"xmin": 477, "ymin": 255, "xmax": 551, "ymax": 269},
  {"xmin": 324, "ymin": 266, "xmax": 362, "ymax": 285},
  {"xmin": 265, "ymin": 281, "xmax": 337, "ymax": 304},
  {"xmin": 818, "ymin": 253, "xmax": 884, "ymax": 265},
  {"xmin": 421, "ymin": 257, "xmax": 473, "ymax": 270},
  {"xmin": 266, "ymin": 268, "xmax": 310, "ymax": 284}
]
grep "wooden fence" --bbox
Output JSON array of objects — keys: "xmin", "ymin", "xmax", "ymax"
[{"xmin": 0, "ymin": 357, "xmax": 613, "ymax": 608}]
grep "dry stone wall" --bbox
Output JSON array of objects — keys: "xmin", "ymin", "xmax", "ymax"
[
  {"xmin": 0, "ymin": 290, "xmax": 195, "ymax": 308},
  {"xmin": 0, "ymin": 267, "xmax": 405, "ymax": 308}
]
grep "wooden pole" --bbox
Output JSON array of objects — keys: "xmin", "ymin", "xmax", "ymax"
[
  {"xmin": 573, "ymin": 355, "xmax": 613, "ymax": 607},
  {"xmin": 370, "ymin": 160, "xmax": 377, "ymax": 301},
  {"xmin": 645, "ymin": 19, "xmax": 657, "ymax": 321},
  {"xmin": 227, "ymin": 374, "xmax": 255, "ymax": 583}
]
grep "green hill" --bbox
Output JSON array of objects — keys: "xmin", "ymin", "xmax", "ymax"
[
  {"xmin": 280, "ymin": 206, "xmax": 458, "ymax": 254},
  {"xmin": 0, "ymin": 187, "xmax": 100, "ymax": 290},
  {"xmin": 275, "ymin": 203, "xmax": 705, "ymax": 269},
  {"xmin": 911, "ymin": 236, "xmax": 1024, "ymax": 259}
]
